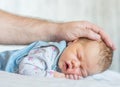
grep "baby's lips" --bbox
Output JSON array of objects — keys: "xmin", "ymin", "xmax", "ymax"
[
  {"xmin": 63, "ymin": 63, "xmax": 67, "ymax": 71},
  {"xmin": 62, "ymin": 62, "xmax": 67, "ymax": 72},
  {"xmin": 64, "ymin": 62, "xmax": 69, "ymax": 70}
]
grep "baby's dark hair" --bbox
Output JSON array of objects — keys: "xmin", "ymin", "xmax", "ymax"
[{"xmin": 98, "ymin": 40, "xmax": 113, "ymax": 72}]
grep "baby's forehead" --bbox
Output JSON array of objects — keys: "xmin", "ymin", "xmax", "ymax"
[
  {"xmin": 83, "ymin": 41, "xmax": 101, "ymax": 64},
  {"xmin": 79, "ymin": 39, "xmax": 100, "ymax": 48}
]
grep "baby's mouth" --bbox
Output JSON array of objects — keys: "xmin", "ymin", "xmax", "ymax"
[{"xmin": 64, "ymin": 62, "xmax": 69, "ymax": 71}]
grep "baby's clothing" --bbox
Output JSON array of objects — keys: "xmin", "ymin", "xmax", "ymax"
[
  {"xmin": 0, "ymin": 41, "xmax": 66, "ymax": 77},
  {"xmin": 19, "ymin": 46, "xmax": 59, "ymax": 77}
]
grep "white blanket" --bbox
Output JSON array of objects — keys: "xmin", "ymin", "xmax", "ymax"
[{"xmin": 0, "ymin": 70, "xmax": 120, "ymax": 87}]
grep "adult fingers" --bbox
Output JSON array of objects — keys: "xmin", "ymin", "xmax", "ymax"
[
  {"xmin": 97, "ymin": 29, "xmax": 116, "ymax": 50},
  {"xmin": 81, "ymin": 28, "xmax": 101, "ymax": 41},
  {"xmin": 84, "ymin": 21, "xmax": 115, "ymax": 50}
]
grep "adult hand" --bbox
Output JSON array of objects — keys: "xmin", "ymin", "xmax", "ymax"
[{"xmin": 56, "ymin": 21, "xmax": 115, "ymax": 50}]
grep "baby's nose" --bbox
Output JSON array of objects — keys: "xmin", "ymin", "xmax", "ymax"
[
  {"xmin": 73, "ymin": 63, "xmax": 79, "ymax": 69},
  {"xmin": 72, "ymin": 61, "xmax": 80, "ymax": 69}
]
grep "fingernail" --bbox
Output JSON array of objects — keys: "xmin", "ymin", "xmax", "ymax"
[
  {"xmin": 111, "ymin": 44, "xmax": 116, "ymax": 50},
  {"xmin": 108, "ymin": 42, "xmax": 116, "ymax": 50}
]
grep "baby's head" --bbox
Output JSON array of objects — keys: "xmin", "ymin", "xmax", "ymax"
[{"xmin": 58, "ymin": 38, "xmax": 113, "ymax": 77}]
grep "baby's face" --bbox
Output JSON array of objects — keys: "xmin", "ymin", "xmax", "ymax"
[{"xmin": 58, "ymin": 39, "xmax": 101, "ymax": 77}]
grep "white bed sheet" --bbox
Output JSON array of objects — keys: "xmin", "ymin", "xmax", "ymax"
[
  {"xmin": 0, "ymin": 45, "xmax": 120, "ymax": 87},
  {"xmin": 0, "ymin": 45, "xmax": 26, "ymax": 52},
  {"xmin": 0, "ymin": 70, "xmax": 120, "ymax": 87}
]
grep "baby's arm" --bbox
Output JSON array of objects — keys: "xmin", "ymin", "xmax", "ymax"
[
  {"xmin": 19, "ymin": 57, "xmax": 55, "ymax": 77},
  {"xmin": 18, "ymin": 56, "xmax": 65, "ymax": 78},
  {"xmin": 19, "ymin": 62, "xmax": 66, "ymax": 79},
  {"xmin": 19, "ymin": 63, "xmax": 66, "ymax": 78},
  {"xmin": 19, "ymin": 63, "xmax": 53, "ymax": 77}
]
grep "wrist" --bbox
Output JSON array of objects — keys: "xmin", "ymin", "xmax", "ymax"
[
  {"xmin": 53, "ymin": 71, "xmax": 65, "ymax": 78},
  {"xmin": 48, "ymin": 22, "xmax": 60, "ymax": 41},
  {"xmin": 54, "ymin": 22, "xmax": 64, "ymax": 41}
]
